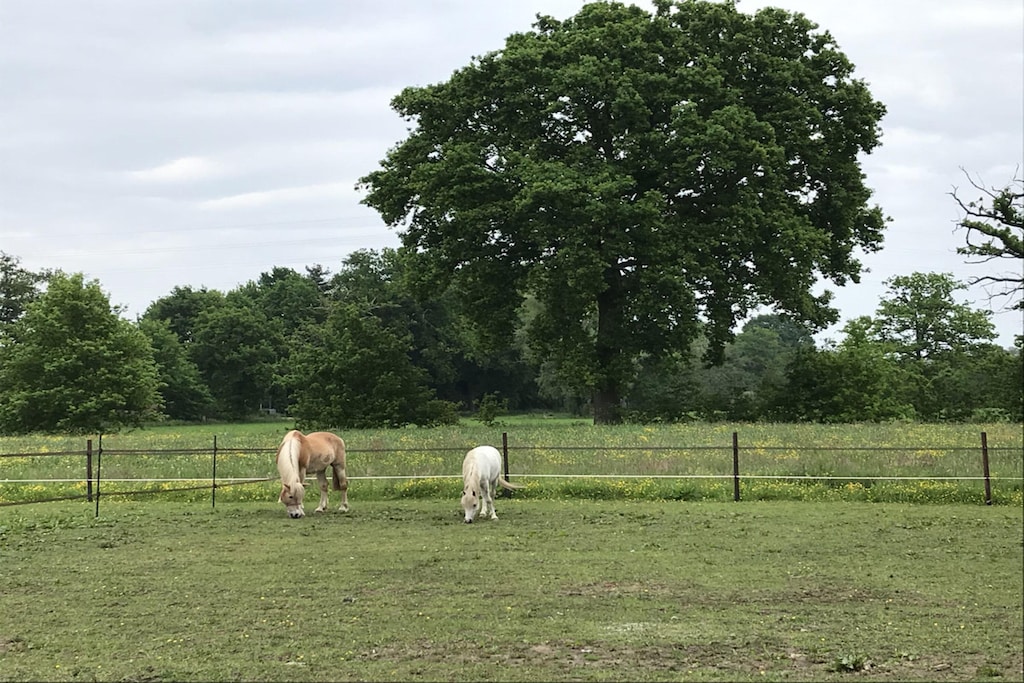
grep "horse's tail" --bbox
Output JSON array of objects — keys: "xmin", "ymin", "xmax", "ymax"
[
  {"xmin": 331, "ymin": 437, "xmax": 346, "ymax": 490},
  {"xmin": 496, "ymin": 475, "xmax": 523, "ymax": 491}
]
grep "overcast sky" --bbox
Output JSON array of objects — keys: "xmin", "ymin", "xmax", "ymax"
[{"xmin": 2, "ymin": 0, "xmax": 1022, "ymax": 345}]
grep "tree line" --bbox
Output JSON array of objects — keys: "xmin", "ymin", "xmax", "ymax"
[{"xmin": 0, "ymin": 249, "xmax": 1019, "ymax": 435}]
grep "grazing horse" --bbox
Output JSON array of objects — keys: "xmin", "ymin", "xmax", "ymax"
[
  {"xmin": 461, "ymin": 445, "xmax": 522, "ymax": 523},
  {"xmin": 276, "ymin": 429, "xmax": 349, "ymax": 519}
]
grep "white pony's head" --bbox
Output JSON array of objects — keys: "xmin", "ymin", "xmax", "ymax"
[
  {"xmin": 279, "ymin": 482, "xmax": 306, "ymax": 518},
  {"xmin": 461, "ymin": 487, "xmax": 479, "ymax": 523}
]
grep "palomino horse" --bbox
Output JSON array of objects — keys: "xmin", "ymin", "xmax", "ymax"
[
  {"xmin": 276, "ymin": 429, "xmax": 349, "ymax": 519},
  {"xmin": 461, "ymin": 445, "xmax": 522, "ymax": 523}
]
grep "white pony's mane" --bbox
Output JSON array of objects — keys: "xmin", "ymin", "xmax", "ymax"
[{"xmin": 463, "ymin": 452, "xmax": 482, "ymax": 489}]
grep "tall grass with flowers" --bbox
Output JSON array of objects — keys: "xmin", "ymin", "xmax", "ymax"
[{"xmin": 1, "ymin": 419, "xmax": 1020, "ymax": 506}]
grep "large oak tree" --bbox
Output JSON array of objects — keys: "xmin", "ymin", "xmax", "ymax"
[{"xmin": 359, "ymin": 0, "xmax": 887, "ymax": 423}]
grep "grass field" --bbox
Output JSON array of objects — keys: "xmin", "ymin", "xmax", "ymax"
[
  {"xmin": 1, "ymin": 420, "xmax": 1021, "ymax": 506},
  {"xmin": 0, "ymin": 498, "xmax": 1021, "ymax": 681}
]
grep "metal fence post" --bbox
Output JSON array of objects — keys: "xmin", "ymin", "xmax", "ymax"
[
  {"xmin": 981, "ymin": 431, "xmax": 992, "ymax": 505},
  {"xmin": 502, "ymin": 432, "xmax": 511, "ymax": 498},
  {"xmin": 212, "ymin": 435, "xmax": 218, "ymax": 509},
  {"xmin": 86, "ymin": 439, "xmax": 93, "ymax": 502},
  {"xmin": 94, "ymin": 434, "xmax": 103, "ymax": 518},
  {"xmin": 732, "ymin": 431, "xmax": 741, "ymax": 502}
]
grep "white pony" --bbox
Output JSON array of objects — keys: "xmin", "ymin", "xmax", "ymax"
[
  {"xmin": 276, "ymin": 429, "xmax": 349, "ymax": 519},
  {"xmin": 460, "ymin": 445, "xmax": 522, "ymax": 523}
]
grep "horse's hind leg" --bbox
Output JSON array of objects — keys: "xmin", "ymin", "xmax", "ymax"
[
  {"xmin": 332, "ymin": 463, "xmax": 349, "ymax": 512},
  {"xmin": 314, "ymin": 471, "xmax": 329, "ymax": 513}
]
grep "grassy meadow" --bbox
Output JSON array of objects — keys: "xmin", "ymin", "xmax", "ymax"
[
  {"xmin": 0, "ymin": 498, "xmax": 1021, "ymax": 681},
  {"xmin": 1, "ymin": 419, "xmax": 1021, "ymax": 507}
]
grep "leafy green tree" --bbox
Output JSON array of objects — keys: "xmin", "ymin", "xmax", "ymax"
[
  {"xmin": 190, "ymin": 303, "xmax": 281, "ymax": 419},
  {"xmin": 0, "ymin": 273, "xmax": 161, "ymax": 434},
  {"xmin": 231, "ymin": 266, "xmax": 328, "ymax": 333},
  {"xmin": 332, "ymin": 249, "xmax": 541, "ymax": 412},
  {"xmin": 870, "ymin": 273, "xmax": 997, "ymax": 420},
  {"xmin": 698, "ymin": 315, "xmax": 815, "ymax": 420},
  {"xmin": 137, "ymin": 318, "xmax": 214, "ymax": 421},
  {"xmin": 228, "ymin": 267, "xmax": 329, "ymax": 413},
  {"xmin": 359, "ymin": 0, "xmax": 887, "ymax": 423},
  {"xmin": 874, "ymin": 272, "xmax": 996, "ymax": 361},
  {"xmin": 951, "ymin": 171, "xmax": 1023, "ymax": 310},
  {"xmin": 624, "ymin": 351, "xmax": 702, "ymax": 422},
  {"xmin": 0, "ymin": 252, "xmax": 49, "ymax": 325},
  {"xmin": 284, "ymin": 302, "xmax": 442, "ymax": 428},
  {"xmin": 142, "ymin": 286, "xmax": 225, "ymax": 345},
  {"xmin": 779, "ymin": 317, "xmax": 912, "ymax": 422}
]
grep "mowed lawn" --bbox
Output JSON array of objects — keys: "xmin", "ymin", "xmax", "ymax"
[{"xmin": 1, "ymin": 497, "xmax": 1021, "ymax": 682}]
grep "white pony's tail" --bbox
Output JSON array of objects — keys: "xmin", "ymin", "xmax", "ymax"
[{"xmin": 496, "ymin": 475, "xmax": 523, "ymax": 491}]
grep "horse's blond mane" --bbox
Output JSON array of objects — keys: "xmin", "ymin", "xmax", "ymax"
[{"xmin": 278, "ymin": 431, "xmax": 303, "ymax": 486}]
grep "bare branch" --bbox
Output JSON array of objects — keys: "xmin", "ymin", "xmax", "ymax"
[{"xmin": 950, "ymin": 169, "xmax": 1024, "ymax": 311}]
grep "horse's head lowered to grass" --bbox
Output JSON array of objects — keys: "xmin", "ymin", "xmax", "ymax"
[{"xmin": 279, "ymin": 481, "xmax": 306, "ymax": 518}]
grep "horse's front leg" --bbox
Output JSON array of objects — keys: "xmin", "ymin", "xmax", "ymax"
[
  {"xmin": 482, "ymin": 481, "xmax": 497, "ymax": 520},
  {"xmin": 314, "ymin": 471, "xmax": 329, "ymax": 513}
]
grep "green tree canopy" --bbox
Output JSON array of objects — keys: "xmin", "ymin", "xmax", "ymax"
[
  {"xmin": 0, "ymin": 252, "xmax": 49, "ymax": 325},
  {"xmin": 137, "ymin": 317, "xmax": 214, "ymax": 422},
  {"xmin": 190, "ymin": 303, "xmax": 281, "ymax": 419},
  {"xmin": 0, "ymin": 273, "xmax": 161, "ymax": 434},
  {"xmin": 142, "ymin": 285, "xmax": 226, "ymax": 345},
  {"xmin": 359, "ymin": 0, "xmax": 887, "ymax": 423},
  {"xmin": 873, "ymin": 272, "xmax": 996, "ymax": 362},
  {"xmin": 284, "ymin": 301, "xmax": 440, "ymax": 429}
]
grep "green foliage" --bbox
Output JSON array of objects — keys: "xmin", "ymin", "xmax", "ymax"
[
  {"xmin": 285, "ymin": 302, "xmax": 438, "ymax": 428},
  {"xmin": 0, "ymin": 251, "xmax": 49, "ymax": 325},
  {"xmin": 0, "ymin": 273, "xmax": 161, "ymax": 434},
  {"xmin": 137, "ymin": 318, "xmax": 214, "ymax": 421},
  {"xmin": 474, "ymin": 392, "xmax": 509, "ymax": 426},
  {"xmin": 875, "ymin": 272, "xmax": 996, "ymax": 362},
  {"xmin": 190, "ymin": 302, "xmax": 281, "ymax": 419},
  {"xmin": 141, "ymin": 285, "xmax": 225, "ymax": 344},
  {"xmin": 828, "ymin": 654, "xmax": 870, "ymax": 673},
  {"xmin": 359, "ymin": 0, "xmax": 887, "ymax": 423}
]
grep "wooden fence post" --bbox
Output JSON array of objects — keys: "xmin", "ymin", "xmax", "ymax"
[{"xmin": 732, "ymin": 431, "xmax": 741, "ymax": 502}]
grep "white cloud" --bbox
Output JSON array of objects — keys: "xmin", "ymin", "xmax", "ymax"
[
  {"xmin": 198, "ymin": 182, "xmax": 354, "ymax": 210},
  {"xmin": 126, "ymin": 156, "xmax": 226, "ymax": 183}
]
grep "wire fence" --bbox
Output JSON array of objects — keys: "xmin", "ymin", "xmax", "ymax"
[{"xmin": 1, "ymin": 431, "xmax": 1021, "ymax": 514}]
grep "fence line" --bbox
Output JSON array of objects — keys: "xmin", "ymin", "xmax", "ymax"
[{"xmin": 1, "ymin": 431, "xmax": 1021, "ymax": 513}]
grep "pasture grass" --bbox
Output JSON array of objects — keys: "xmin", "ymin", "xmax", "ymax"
[
  {"xmin": 1, "ymin": 421, "xmax": 1021, "ymax": 506},
  {"xmin": 0, "ymin": 498, "xmax": 1021, "ymax": 681}
]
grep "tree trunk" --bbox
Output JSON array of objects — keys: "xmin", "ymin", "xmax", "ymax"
[
  {"xmin": 593, "ymin": 265, "xmax": 625, "ymax": 425},
  {"xmin": 593, "ymin": 384, "xmax": 623, "ymax": 425}
]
